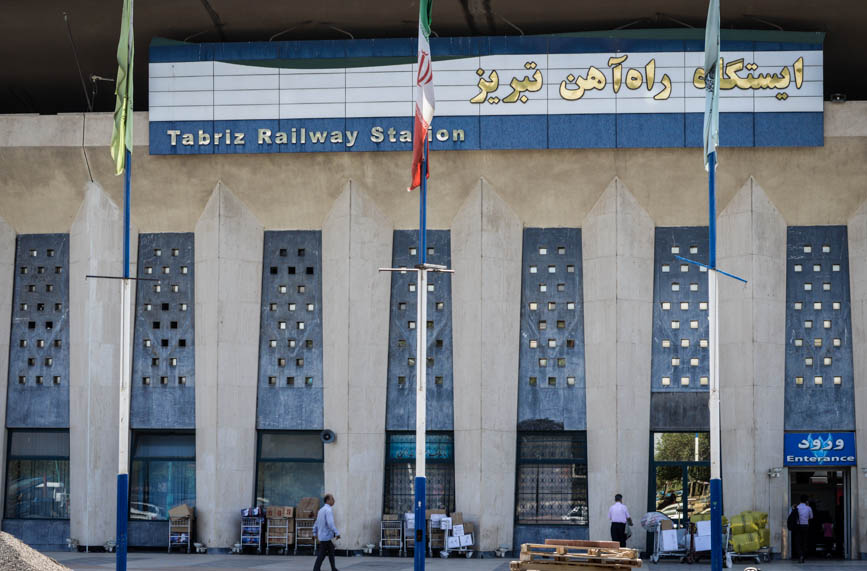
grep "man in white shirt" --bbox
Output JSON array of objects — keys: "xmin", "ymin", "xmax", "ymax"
[
  {"xmin": 608, "ymin": 494, "xmax": 632, "ymax": 547},
  {"xmin": 793, "ymin": 494, "xmax": 813, "ymax": 563},
  {"xmin": 312, "ymin": 494, "xmax": 341, "ymax": 571}
]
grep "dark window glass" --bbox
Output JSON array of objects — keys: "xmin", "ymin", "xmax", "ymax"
[
  {"xmin": 5, "ymin": 430, "xmax": 70, "ymax": 519},
  {"xmin": 383, "ymin": 432, "xmax": 454, "ymax": 515},
  {"xmin": 129, "ymin": 433, "xmax": 195, "ymax": 521},
  {"xmin": 515, "ymin": 432, "xmax": 588, "ymax": 525},
  {"xmin": 255, "ymin": 432, "xmax": 323, "ymax": 508}
]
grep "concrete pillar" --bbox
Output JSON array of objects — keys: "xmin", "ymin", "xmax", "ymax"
[
  {"xmin": 69, "ymin": 182, "xmax": 138, "ymax": 546},
  {"xmin": 0, "ymin": 214, "xmax": 15, "ymax": 519},
  {"xmin": 583, "ymin": 178, "xmax": 654, "ymax": 546},
  {"xmin": 717, "ymin": 177, "xmax": 787, "ymax": 552},
  {"xmin": 452, "ymin": 178, "xmax": 522, "ymax": 551},
  {"xmin": 194, "ymin": 182, "xmax": 263, "ymax": 549},
  {"xmin": 321, "ymin": 181, "xmax": 393, "ymax": 548},
  {"xmin": 847, "ymin": 200, "xmax": 867, "ymax": 559}
]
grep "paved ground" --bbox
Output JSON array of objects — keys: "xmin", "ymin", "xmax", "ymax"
[{"xmin": 43, "ymin": 551, "xmax": 866, "ymax": 571}]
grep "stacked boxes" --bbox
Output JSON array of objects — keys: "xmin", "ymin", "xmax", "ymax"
[{"xmin": 168, "ymin": 504, "xmax": 194, "ymax": 552}]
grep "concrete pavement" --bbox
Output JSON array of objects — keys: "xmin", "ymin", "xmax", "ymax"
[{"xmin": 43, "ymin": 551, "xmax": 866, "ymax": 571}]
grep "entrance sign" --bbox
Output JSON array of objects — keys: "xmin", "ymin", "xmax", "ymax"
[
  {"xmin": 149, "ymin": 32, "xmax": 823, "ymax": 155},
  {"xmin": 784, "ymin": 432, "xmax": 856, "ymax": 466}
]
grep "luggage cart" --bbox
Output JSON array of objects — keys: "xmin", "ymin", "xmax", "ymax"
[
  {"xmin": 724, "ymin": 524, "xmax": 770, "ymax": 566},
  {"xmin": 440, "ymin": 530, "xmax": 474, "ymax": 559},
  {"xmin": 403, "ymin": 516, "xmax": 416, "ymax": 556},
  {"xmin": 688, "ymin": 523, "xmax": 732, "ymax": 566},
  {"xmin": 266, "ymin": 517, "xmax": 291, "ymax": 554},
  {"xmin": 295, "ymin": 517, "xmax": 317, "ymax": 554},
  {"xmin": 650, "ymin": 521, "xmax": 688, "ymax": 563},
  {"xmin": 427, "ymin": 519, "xmax": 446, "ymax": 557},
  {"xmin": 380, "ymin": 519, "xmax": 403, "ymax": 555},
  {"xmin": 240, "ymin": 517, "xmax": 263, "ymax": 553},
  {"xmin": 168, "ymin": 516, "xmax": 192, "ymax": 553}
]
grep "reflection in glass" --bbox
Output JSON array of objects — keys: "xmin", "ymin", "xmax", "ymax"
[
  {"xmin": 255, "ymin": 432, "xmax": 324, "ymax": 508},
  {"xmin": 383, "ymin": 432, "xmax": 454, "ymax": 515},
  {"xmin": 515, "ymin": 432, "xmax": 588, "ymax": 525},
  {"xmin": 4, "ymin": 431, "xmax": 70, "ymax": 520},
  {"xmin": 655, "ymin": 466, "xmax": 684, "ymax": 528},
  {"xmin": 653, "ymin": 432, "xmax": 709, "ymax": 461},
  {"xmin": 687, "ymin": 465, "xmax": 711, "ymax": 517},
  {"xmin": 130, "ymin": 433, "xmax": 195, "ymax": 520}
]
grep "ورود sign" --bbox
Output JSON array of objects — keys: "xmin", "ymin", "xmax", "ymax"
[
  {"xmin": 149, "ymin": 33, "xmax": 824, "ymax": 154},
  {"xmin": 784, "ymin": 432, "xmax": 856, "ymax": 467}
]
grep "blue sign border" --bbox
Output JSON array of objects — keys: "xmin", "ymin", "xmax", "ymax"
[{"xmin": 784, "ymin": 432, "xmax": 856, "ymax": 467}]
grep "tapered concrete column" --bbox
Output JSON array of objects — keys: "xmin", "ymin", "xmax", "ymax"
[
  {"xmin": 0, "ymin": 214, "xmax": 15, "ymax": 519},
  {"xmin": 69, "ymin": 182, "xmax": 138, "ymax": 546},
  {"xmin": 583, "ymin": 178, "xmax": 654, "ymax": 546},
  {"xmin": 847, "ymin": 201, "xmax": 867, "ymax": 559},
  {"xmin": 452, "ymin": 178, "xmax": 522, "ymax": 550},
  {"xmin": 321, "ymin": 181, "xmax": 392, "ymax": 548},
  {"xmin": 195, "ymin": 182, "xmax": 263, "ymax": 549},
  {"xmin": 717, "ymin": 177, "xmax": 787, "ymax": 552}
]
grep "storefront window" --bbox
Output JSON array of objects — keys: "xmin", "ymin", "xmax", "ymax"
[
  {"xmin": 515, "ymin": 432, "xmax": 588, "ymax": 525},
  {"xmin": 4, "ymin": 430, "xmax": 70, "ymax": 519},
  {"xmin": 255, "ymin": 432, "xmax": 323, "ymax": 508},
  {"xmin": 129, "ymin": 433, "xmax": 195, "ymax": 520},
  {"xmin": 651, "ymin": 432, "xmax": 710, "ymax": 528},
  {"xmin": 383, "ymin": 432, "xmax": 454, "ymax": 515}
]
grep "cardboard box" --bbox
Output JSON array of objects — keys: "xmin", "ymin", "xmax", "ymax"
[
  {"xmin": 446, "ymin": 536, "xmax": 460, "ymax": 549},
  {"xmin": 452, "ymin": 524, "xmax": 464, "ymax": 536},
  {"xmin": 696, "ymin": 520, "xmax": 711, "ymax": 537},
  {"xmin": 450, "ymin": 512, "xmax": 463, "ymax": 525},
  {"xmin": 440, "ymin": 517, "xmax": 452, "ymax": 530},
  {"xmin": 382, "ymin": 514, "xmax": 399, "ymax": 521},
  {"xmin": 266, "ymin": 506, "xmax": 294, "ymax": 518},
  {"xmin": 462, "ymin": 523, "xmax": 473, "ymax": 534},
  {"xmin": 694, "ymin": 534, "xmax": 712, "ymax": 552},
  {"xmin": 459, "ymin": 534, "xmax": 473, "ymax": 547},
  {"xmin": 169, "ymin": 504, "xmax": 194, "ymax": 519},
  {"xmin": 426, "ymin": 509, "xmax": 446, "ymax": 519},
  {"xmin": 296, "ymin": 497, "xmax": 319, "ymax": 518},
  {"xmin": 287, "ymin": 532, "xmax": 294, "ymax": 544}
]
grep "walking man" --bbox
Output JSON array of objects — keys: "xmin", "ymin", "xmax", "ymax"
[
  {"xmin": 794, "ymin": 494, "xmax": 813, "ymax": 563},
  {"xmin": 608, "ymin": 493, "xmax": 632, "ymax": 547},
  {"xmin": 312, "ymin": 494, "xmax": 340, "ymax": 571}
]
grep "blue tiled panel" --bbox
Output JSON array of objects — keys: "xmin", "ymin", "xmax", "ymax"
[
  {"xmin": 684, "ymin": 113, "xmax": 755, "ymax": 148},
  {"xmin": 513, "ymin": 524, "xmax": 589, "ymax": 547},
  {"xmin": 755, "ymin": 113, "xmax": 823, "ymax": 147},
  {"xmin": 131, "ymin": 234, "xmax": 196, "ymax": 429},
  {"xmin": 256, "ymin": 232, "xmax": 324, "ymax": 430},
  {"xmin": 650, "ymin": 228, "xmax": 710, "ymax": 393},
  {"xmin": 784, "ymin": 226, "xmax": 855, "ymax": 431},
  {"xmin": 616, "ymin": 114, "xmax": 684, "ymax": 149},
  {"xmin": 517, "ymin": 229, "xmax": 586, "ymax": 431},
  {"xmin": 2, "ymin": 519, "xmax": 69, "ymax": 549},
  {"xmin": 548, "ymin": 115, "xmax": 616, "ymax": 149},
  {"xmin": 6, "ymin": 235, "xmax": 70, "ymax": 428},
  {"xmin": 129, "ymin": 520, "xmax": 170, "ymax": 547},
  {"xmin": 385, "ymin": 231, "xmax": 454, "ymax": 431}
]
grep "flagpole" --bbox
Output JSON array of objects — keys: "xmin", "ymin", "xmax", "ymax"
[
  {"xmin": 707, "ymin": 150, "xmax": 723, "ymax": 571},
  {"xmin": 414, "ymin": 145, "xmax": 428, "ymax": 571}
]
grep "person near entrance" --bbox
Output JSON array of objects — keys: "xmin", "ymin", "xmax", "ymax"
[
  {"xmin": 792, "ymin": 494, "xmax": 813, "ymax": 563},
  {"xmin": 608, "ymin": 493, "xmax": 632, "ymax": 547},
  {"xmin": 312, "ymin": 493, "xmax": 340, "ymax": 571}
]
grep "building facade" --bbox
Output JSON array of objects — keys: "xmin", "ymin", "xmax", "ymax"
[{"xmin": 0, "ymin": 31, "xmax": 866, "ymax": 560}]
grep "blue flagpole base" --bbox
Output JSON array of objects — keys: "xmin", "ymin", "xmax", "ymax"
[
  {"xmin": 414, "ymin": 476, "xmax": 426, "ymax": 571},
  {"xmin": 116, "ymin": 473, "xmax": 128, "ymax": 571},
  {"xmin": 710, "ymin": 478, "xmax": 722, "ymax": 571}
]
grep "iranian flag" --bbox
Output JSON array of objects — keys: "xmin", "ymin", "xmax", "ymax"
[{"xmin": 409, "ymin": 0, "xmax": 435, "ymax": 191}]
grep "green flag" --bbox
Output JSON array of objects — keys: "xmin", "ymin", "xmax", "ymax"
[{"xmin": 111, "ymin": 0, "xmax": 134, "ymax": 175}]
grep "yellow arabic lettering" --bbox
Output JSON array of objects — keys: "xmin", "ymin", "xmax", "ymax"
[
  {"xmin": 470, "ymin": 68, "xmax": 499, "ymax": 104},
  {"xmin": 608, "ymin": 55, "xmax": 628, "ymax": 93},
  {"xmin": 503, "ymin": 64, "xmax": 543, "ymax": 104},
  {"xmin": 625, "ymin": 68, "xmax": 643, "ymax": 90},
  {"xmin": 559, "ymin": 66, "xmax": 607, "ymax": 101},
  {"xmin": 794, "ymin": 56, "xmax": 804, "ymax": 89},
  {"xmin": 653, "ymin": 74, "xmax": 672, "ymax": 100},
  {"xmin": 645, "ymin": 59, "xmax": 656, "ymax": 90}
]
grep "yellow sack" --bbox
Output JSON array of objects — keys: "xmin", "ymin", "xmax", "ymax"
[
  {"xmin": 747, "ymin": 511, "xmax": 768, "ymax": 528},
  {"xmin": 731, "ymin": 532, "xmax": 761, "ymax": 554},
  {"xmin": 759, "ymin": 527, "xmax": 770, "ymax": 547},
  {"xmin": 730, "ymin": 513, "xmax": 758, "ymax": 536}
]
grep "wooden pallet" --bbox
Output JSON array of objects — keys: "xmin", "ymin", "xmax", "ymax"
[{"xmin": 511, "ymin": 543, "xmax": 642, "ymax": 570}]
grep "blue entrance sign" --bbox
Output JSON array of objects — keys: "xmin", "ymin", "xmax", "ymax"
[{"xmin": 784, "ymin": 432, "xmax": 856, "ymax": 466}]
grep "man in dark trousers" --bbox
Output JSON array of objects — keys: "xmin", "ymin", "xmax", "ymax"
[
  {"xmin": 608, "ymin": 493, "xmax": 632, "ymax": 547},
  {"xmin": 312, "ymin": 494, "xmax": 340, "ymax": 571},
  {"xmin": 793, "ymin": 494, "xmax": 814, "ymax": 563}
]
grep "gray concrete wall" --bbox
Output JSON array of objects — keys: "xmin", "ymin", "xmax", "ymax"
[
  {"xmin": 69, "ymin": 182, "xmax": 138, "ymax": 546},
  {"xmin": 452, "ymin": 180, "xmax": 522, "ymax": 550},
  {"xmin": 582, "ymin": 179, "xmax": 654, "ymax": 548},
  {"xmin": 0, "ymin": 214, "xmax": 14, "ymax": 519},
  {"xmin": 847, "ymin": 202, "xmax": 867, "ymax": 559},
  {"xmin": 717, "ymin": 178, "xmax": 787, "ymax": 553},
  {"xmin": 194, "ymin": 182, "xmax": 263, "ymax": 549},
  {"xmin": 321, "ymin": 182, "xmax": 392, "ymax": 548}
]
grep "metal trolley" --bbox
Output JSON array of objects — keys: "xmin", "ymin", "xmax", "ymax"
[
  {"xmin": 427, "ymin": 519, "xmax": 446, "ymax": 556},
  {"xmin": 650, "ymin": 521, "xmax": 688, "ymax": 563},
  {"xmin": 403, "ymin": 516, "xmax": 416, "ymax": 556},
  {"xmin": 380, "ymin": 519, "xmax": 403, "ymax": 555},
  {"xmin": 294, "ymin": 517, "xmax": 317, "ymax": 554},
  {"xmin": 266, "ymin": 517, "xmax": 291, "ymax": 554},
  {"xmin": 240, "ymin": 517, "xmax": 263, "ymax": 553},
  {"xmin": 168, "ymin": 516, "xmax": 192, "ymax": 553},
  {"xmin": 440, "ymin": 530, "xmax": 474, "ymax": 559},
  {"xmin": 724, "ymin": 525, "xmax": 771, "ymax": 566}
]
